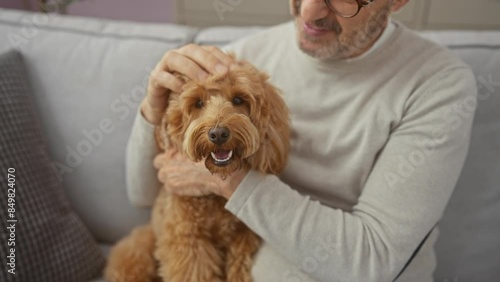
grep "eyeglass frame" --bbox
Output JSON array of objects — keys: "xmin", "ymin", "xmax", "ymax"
[{"xmin": 323, "ymin": 0, "xmax": 376, "ymax": 18}]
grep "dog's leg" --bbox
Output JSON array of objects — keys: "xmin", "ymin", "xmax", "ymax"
[
  {"xmin": 155, "ymin": 229, "xmax": 225, "ymax": 282},
  {"xmin": 105, "ymin": 224, "xmax": 160, "ymax": 282},
  {"xmin": 226, "ymin": 226, "xmax": 262, "ymax": 282}
]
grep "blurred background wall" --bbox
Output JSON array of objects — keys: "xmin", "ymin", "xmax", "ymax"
[
  {"xmin": 1, "ymin": 0, "xmax": 176, "ymax": 23},
  {"xmin": 1, "ymin": 0, "xmax": 499, "ymax": 30},
  {"xmin": 2, "ymin": 0, "xmax": 25, "ymax": 10}
]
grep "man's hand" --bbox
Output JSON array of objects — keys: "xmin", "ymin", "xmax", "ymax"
[
  {"xmin": 153, "ymin": 150, "xmax": 248, "ymax": 199},
  {"xmin": 141, "ymin": 45, "xmax": 235, "ymax": 125}
]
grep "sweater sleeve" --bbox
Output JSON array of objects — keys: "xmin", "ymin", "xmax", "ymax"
[
  {"xmin": 225, "ymin": 68, "xmax": 477, "ymax": 282},
  {"xmin": 125, "ymin": 107, "xmax": 160, "ymax": 207}
]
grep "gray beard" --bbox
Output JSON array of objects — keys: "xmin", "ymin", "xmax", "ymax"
[{"xmin": 295, "ymin": 7, "xmax": 391, "ymax": 61}]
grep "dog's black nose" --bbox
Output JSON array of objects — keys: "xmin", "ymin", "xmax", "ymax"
[{"xmin": 208, "ymin": 127, "xmax": 230, "ymax": 145}]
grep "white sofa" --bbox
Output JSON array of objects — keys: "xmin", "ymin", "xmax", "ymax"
[{"xmin": 0, "ymin": 7, "xmax": 499, "ymax": 282}]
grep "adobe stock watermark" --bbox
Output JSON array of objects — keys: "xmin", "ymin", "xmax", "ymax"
[
  {"xmin": 6, "ymin": 0, "xmax": 71, "ymax": 48},
  {"xmin": 50, "ymin": 65, "xmax": 155, "ymax": 182},
  {"xmin": 384, "ymin": 72, "xmax": 499, "ymax": 187},
  {"xmin": 281, "ymin": 234, "xmax": 337, "ymax": 282},
  {"xmin": 213, "ymin": 0, "xmax": 244, "ymax": 21},
  {"xmin": 7, "ymin": 13, "xmax": 50, "ymax": 48}
]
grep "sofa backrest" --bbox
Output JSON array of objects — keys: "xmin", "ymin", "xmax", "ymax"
[
  {"xmin": 1, "ymin": 8, "xmax": 499, "ymax": 281},
  {"xmin": 0, "ymin": 8, "xmax": 198, "ymax": 243},
  {"xmin": 420, "ymin": 30, "xmax": 500, "ymax": 282}
]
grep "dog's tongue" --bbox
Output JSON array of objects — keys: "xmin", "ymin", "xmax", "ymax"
[{"xmin": 212, "ymin": 150, "xmax": 232, "ymax": 160}]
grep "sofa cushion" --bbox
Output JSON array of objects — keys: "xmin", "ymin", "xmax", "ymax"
[
  {"xmin": 421, "ymin": 30, "xmax": 500, "ymax": 281},
  {"xmin": 0, "ymin": 49, "xmax": 105, "ymax": 282},
  {"xmin": 193, "ymin": 25, "xmax": 263, "ymax": 46},
  {"xmin": 0, "ymin": 8, "xmax": 198, "ymax": 243}
]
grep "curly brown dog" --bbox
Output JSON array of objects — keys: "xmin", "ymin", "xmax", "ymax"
[{"xmin": 105, "ymin": 57, "xmax": 290, "ymax": 282}]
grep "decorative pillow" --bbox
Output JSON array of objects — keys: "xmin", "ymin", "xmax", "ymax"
[{"xmin": 0, "ymin": 50, "xmax": 105, "ymax": 282}]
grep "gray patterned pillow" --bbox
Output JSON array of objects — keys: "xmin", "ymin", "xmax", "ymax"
[{"xmin": 0, "ymin": 50, "xmax": 105, "ymax": 282}]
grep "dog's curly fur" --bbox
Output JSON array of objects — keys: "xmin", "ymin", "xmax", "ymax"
[{"xmin": 105, "ymin": 57, "xmax": 290, "ymax": 282}]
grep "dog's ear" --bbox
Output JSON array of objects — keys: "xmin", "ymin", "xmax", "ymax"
[
  {"xmin": 160, "ymin": 72, "xmax": 193, "ymax": 152},
  {"xmin": 251, "ymin": 74, "xmax": 291, "ymax": 174},
  {"xmin": 155, "ymin": 76, "xmax": 187, "ymax": 152},
  {"xmin": 164, "ymin": 92, "xmax": 184, "ymax": 151},
  {"xmin": 157, "ymin": 95, "xmax": 179, "ymax": 152}
]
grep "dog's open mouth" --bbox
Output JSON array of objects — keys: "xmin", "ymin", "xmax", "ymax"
[{"xmin": 210, "ymin": 149, "xmax": 233, "ymax": 166}]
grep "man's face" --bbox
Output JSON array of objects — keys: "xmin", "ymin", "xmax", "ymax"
[{"xmin": 294, "ymin": 0, "xmax": 394, "ymax": 60}]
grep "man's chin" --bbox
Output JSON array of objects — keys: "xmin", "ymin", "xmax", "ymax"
[{"xmin": 298, "ymin": 37, "xmax": 341, "ymax": 60}]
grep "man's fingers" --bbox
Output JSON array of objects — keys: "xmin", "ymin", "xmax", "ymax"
[
  {"xmin": 153, "ymin": 154, "xmax": 167, "ymax": 169},
  {"xmin": 154, "ymin": 153, "xmax": 193, "ymax": 171},
  {"xmin": 152, "ymin": 45, "xmax": 232, "ymax": 92},
  {"xmin": 166, "ymin": 149, "xmax": 178, "ymax": 159},
  {"xmin": 149, "ymin": 69, "xmax": 183, "ymax": 94},
  {"xmin": 157, "ymin": 50, "xmax": 206, "ymax": 83},
  {"xmin": 201, "ymin": 45, "xmax": 235, "ymax": 66},
  {"xmin": 142, "ymin": 44, "xmax": 233, "ymax": 125},
  {"xmin": 165, "ymin": 177, "xmax": 213, "ymax": 197},
  {"xmin": 177, "ymin": 44, "xmax": 229, "ymax": 79},
  {"xmin": 158, "ymin": 159, "xmax": 220, "ymax": 197},
  {"xmin": 166, "ymin": 150, "xmax": 191, "ymax": 162}
]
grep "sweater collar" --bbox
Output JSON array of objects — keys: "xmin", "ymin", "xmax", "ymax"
[
  {"xmin": 294, "ymin": 20, "xmax": 403, "ymax": 71},
  {"xmin": 344, "ymin": 20, "xmax": 396, "ymax": 62}
]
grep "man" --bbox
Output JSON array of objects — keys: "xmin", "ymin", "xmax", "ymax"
[{"xmin": 126, "ymin": 0, "xmax": 477, "ymax": 281}]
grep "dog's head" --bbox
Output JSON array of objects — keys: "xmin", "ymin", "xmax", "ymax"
[{"xmin": 160, "ymin": 59, "xmax": 290, "ymax": 177}]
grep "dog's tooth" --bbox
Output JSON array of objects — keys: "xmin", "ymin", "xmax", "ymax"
[
  {"xmin": 221, "ymin": 150, "xmax": 232, "ymax": 161},
  {"xmin": 211, "ymin": 150, "xmax": 233, "ymax": 162}
]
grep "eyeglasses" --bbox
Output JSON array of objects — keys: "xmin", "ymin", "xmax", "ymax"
[{"xmin": 323, "ymin": 0, "xmax": 376, "ymax": 18}]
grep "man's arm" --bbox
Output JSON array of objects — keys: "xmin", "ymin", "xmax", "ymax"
[
  {"xmin": 125, "ymin": 108, "xmax": 161, "ymax": 207},
  {"xmin": 224, "ymin": 67, "xmax": 477, "ymax": 282}
]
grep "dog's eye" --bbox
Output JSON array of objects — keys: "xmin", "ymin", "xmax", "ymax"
[
  {"xmin": 232, "ymin": 96, "xmax": 244, "ymax": 106},
  {"xmin": 195, "ymin": 99, "xmax": 204, "ymax": 108}
]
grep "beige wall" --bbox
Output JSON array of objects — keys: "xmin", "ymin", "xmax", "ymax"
[
  {"xmin": 0, "ymin": 0, "xmax": 177, "ymax": 23},
  {"xmin": 394, "ymin": 0, "xmax": 500, "ymax": 30},
  {"xmin": 177, "ymin": 0, "xmax": 500, "ymax": 30}
]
